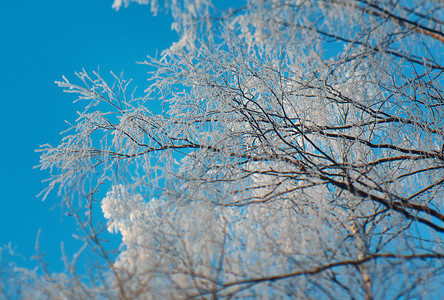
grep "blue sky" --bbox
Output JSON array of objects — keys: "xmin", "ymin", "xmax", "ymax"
[{"xmin": 0, "ymin": 0, "xmax": 177, "ymax": 272}]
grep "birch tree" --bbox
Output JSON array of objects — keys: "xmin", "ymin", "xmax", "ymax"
[{"xmin": 9, "ymin": 0, "xmax": 444, "ymax": 299}]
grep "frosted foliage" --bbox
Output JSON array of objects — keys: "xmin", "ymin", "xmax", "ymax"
[
  {"xmin": 102, "ymin": 185, "xmax": 147, "ymax": 238},
  {"xmin": 112, "ymin": 0, "xmax": 214, "ymax": 49},
  {"xmin": 29, "ymin": 0, "xmax": 444, "ymax": 299},
  {"xmin": 112, "ymin": 0, "xmax": 149, "ymax": 11},
  {"xmin": 101, "ymin": 184, "xmax": 441, "ymax": 299}
]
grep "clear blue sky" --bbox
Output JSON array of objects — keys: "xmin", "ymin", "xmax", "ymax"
[{"xmin": 0, "ymin": 0, "xmax": 177, "ymax": 272}]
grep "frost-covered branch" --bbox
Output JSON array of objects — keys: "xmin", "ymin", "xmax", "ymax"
[{"xmin": 29, "ymin": 0, "xmax": 444, "ymax": 298}]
